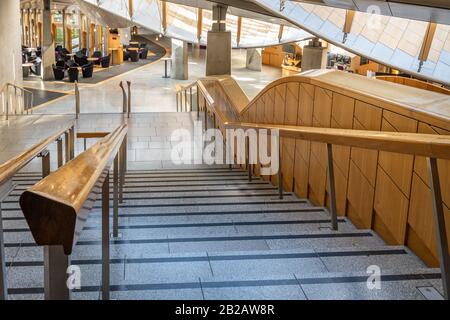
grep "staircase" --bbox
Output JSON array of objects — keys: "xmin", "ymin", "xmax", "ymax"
[{"xmin": 1, "ymin": 167, "xmax": 444, "ymax": 300}]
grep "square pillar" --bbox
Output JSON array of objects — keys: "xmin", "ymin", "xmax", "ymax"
[
  {"xmin": 42, "ymin": 0, "xmax": 55, "ymax": 80},
  {"xmin": 206, "ymin": 31, "xmax": 231, "ymax": 76},
  {"xmin": 246, "ymin": 48, "xmax": 262, "ymax": 71},
  {"xmin": 171, "ymin": 39, "xmax": 188, "ymax": 80},
  {"xmin": 301, "ymin": 38, "xmax": 328, "ymax": 72}
]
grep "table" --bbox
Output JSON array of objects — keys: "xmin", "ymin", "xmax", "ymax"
[
  {"xmin": 22, "ymin": 63, "xmax": 34, "ymax": 77},
  {"xmin": 87, "ymin": 57, "xmax": 99, "ymax": 62},
  {"xmin": 161, "ymin": 57, "xmax": 172, "ymax": 78},
  {"xmin": 67, "ymin": 53, "xmax": 75, "ymax": 60}
]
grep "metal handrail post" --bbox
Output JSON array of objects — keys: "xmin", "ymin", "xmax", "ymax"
[
  {"xmin": 0, "ymin": 202, "xmax": 7, "ymax": 300},
  {"xmin": 190, "ymin": 87, "xmax": 193, "ymax": 112},
  {"xmin": 69, "ymin": 126, "xmax": 75, "ymax": 160},
  {"xmin": 119, "ymin": 82, "xmax": 127, "ymax": 114},
  {"xmin": 196, "ymin": 85, "xmax": 200, "ymax": 120},
  {"xmin": 326, "ymin": 143, "xmax": 338, "ymax": 231},
  {"xmin": 41, "ymin": 149, "xmax": 71, "ymax": 300},
  {"xmin": 427, "ymin": 157, "xmax": 450, "ymax": 300},
  {"xmin": 102, "ymin": 172, "xmax": 110, "ymax": 300},
  {"xmin": 75, "ymin": 81, "xmax": 80, "ymax": 119},
  {"xmin": 113, "ymin": 154, "xmax": 119, "ymax": 238},
  {"xmin": 57, "ymin": 137, "xmax": 63, "ymax": 167},
  {"xmin": 127, "ymin": 81, "xmax": 131, "ymax": 118}
]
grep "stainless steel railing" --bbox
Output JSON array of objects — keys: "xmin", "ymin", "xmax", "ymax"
[{"xmin": 0, "ymin": 83, "xmax": 34, "ymax": 119}]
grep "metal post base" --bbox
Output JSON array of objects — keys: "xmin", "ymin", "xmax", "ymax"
[
  {"xmin": 427, "ymin": 157, "xmax": 450, "ymax": 300},
  {"xmin": 102, "ymin": 173, "xmax": 110, "ymax": 300},
  {"xmin": 0, "ymin": 203, "xmax": 7, "ymax": 300},
  {"xmin": 44, "ymin": 245, "xmax": 70, "ymax": 300}
]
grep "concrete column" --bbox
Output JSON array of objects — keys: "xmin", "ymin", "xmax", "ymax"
[
  {"xmin": 0, "ymin": 0, "xmax": 23, "ymax": 88},
  {"xmin": 206, "ymin": 4, "xmax": 231, "ymax": 76},
  {"xmin": 27, "ymin": 9, "xmax": 32, "ymax": 47},
  {"xmin": 171, "ymin": 39, "xmax": 188, "ymax": 80},
  {"xmin": 61, "ymin": 9, "xmax": 66, "ymax": 48},
  {"xmin": 21, "ymin": 9, "xmax": 25, "ymax": 46},
  {"xmin": 42, "ymin": 0, "xmax": 55, "ymax": 80},
  {"xmin": 301, "ymin": 38, "xmax": 328, "ymax": 72},
  {"xmin": 33, "ymin": 9, "xmax": 38, "ymax": 48},
  {"xmin": 103, "ymin": 26, "xmax": 108, "ymax": 56},
  {"xmin": 246, "ymin": 48, "xmax": 262, "ymax": 71},
  {"xmin": 86, "ymin": 17, "xmax": 90, "ymax": 52},
  {"xmin": 192, "ymin": 42, "xmax": 201, "ymax": 59}
]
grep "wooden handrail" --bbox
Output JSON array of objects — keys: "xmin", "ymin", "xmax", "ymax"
[
  {"xmin": 19, "ymin": 124, "xmax": 128, "ymax": 255},
  {"xmin": 0, "ymin": 122, "xmax": 75, "ymax": 187},
  {"xmin": 197, "ymin": 79, "xmax": 450, "ymax": 160},
  {"xmin": 77, "ymin": 132, "xmax": 110, "ymax": 139}
]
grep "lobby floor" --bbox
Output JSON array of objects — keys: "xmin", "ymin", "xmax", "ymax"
[{"xmin": 29, "ymin": 49, "xmax": 282, "ymax": 114}]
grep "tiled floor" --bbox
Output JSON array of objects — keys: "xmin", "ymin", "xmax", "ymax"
[{"xmin": 28, "ymin": 49, "xmax": 282, "ymax": 114}]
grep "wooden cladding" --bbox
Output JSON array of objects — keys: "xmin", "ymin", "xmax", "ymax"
[{"xmin": 240, "ymin": 74, "xmax": 450, "ymax": 266}]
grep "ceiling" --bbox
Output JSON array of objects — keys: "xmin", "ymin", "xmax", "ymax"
[{"xmin": 270, "ymin": 0, "xmax": 450, "ymax": 25}]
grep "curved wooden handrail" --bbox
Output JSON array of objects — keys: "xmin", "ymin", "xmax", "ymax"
[
  {"xmin": 19, "ymin": 124, "xmax": 128, "ymax": 255},
  {"xmin": 0, "ymin": 122, "xmax": 75, "ymax": 187},
  {"xmin": 197, "ymin": 79, "xmax": 450, "ymax": 160}
]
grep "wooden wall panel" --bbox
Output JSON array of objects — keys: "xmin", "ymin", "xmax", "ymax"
[
  {"xmin": 225, "ymin": 72, "xmax": 450, "ymax": 268},
  {"xmin": 373, "ymin": 111, "xmax": 418, "ymax": 244},
  {"xmin": 282, "ymin": 83, "xmax": 300, "ymax": 191},
  {"xmin": 347, "ymin": 101, "xmax": 382, "ymax": 228},
  {"xmin": 407, "ymin": 173, "xmax": 450, "ymax": 266},
  {"xmin": 328, "ymin": 93, "xmax": 355, "ymax": 215},
  {"xmin": 272, "ymin": 84, "xmax": 286, "ymax": 186},
  {"xmin": 293, "ymin": 83, "xmax": 314, "ymax": 198},
  {"xmin": 308, "ymin": 87, "xmax": 332, "ymax": 205},
  {"xmin": 406, "ymin": 122, "xmax": 450, "ymax": 265}
]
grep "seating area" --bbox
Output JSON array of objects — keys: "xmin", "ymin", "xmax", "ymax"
[
  {"xmin": 21, "ymin": 46, "xmax": 42, "ymax": 78},
  {"xmin": 123, "ymin": 42, "xmax": 150, "ymax": 63},
  {"xmin": 52, "ymin": 46, "xmax": 111, "ymax": 82}
]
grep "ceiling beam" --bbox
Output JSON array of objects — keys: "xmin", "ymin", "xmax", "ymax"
[
  {"xmin": 197, "ymin": 8, "xmax": 203, "ymax": 41},
  {"xmin": 237, "ymin": 16, "xmax": 242, "ymax": 47}
]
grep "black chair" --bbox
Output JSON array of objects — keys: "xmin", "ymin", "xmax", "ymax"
[
  {"xmin": 129, "ymin": 50, "xmax": 140, "ymax": 62},
  {"xmin": 67, "ymin": 67, "xmax": 79, "ymax": 82},
  {"xmin": 65, "ymin": 59, "xmax": 77, "ymax": 68},
  {"xmin": 62, "ymin": 48, "xmax": 70, "ymax": 55},
  {"xmin": 123, "ymin": 50, "xmax": 131, "ymax": 61},
  {"xmin": 52, "ymin": 64, "xmax": 65, "ymax": 80},
  {"xmin": 56, "ymin": 60, "xmax": 66, "ymax": 68},
  {"xmin": 55, "ymin": 45, "xmax": 63, "ymax": 52},
  {"xmin": 82, "ymin": 62, "xmax": 94, "ymax": 78},
  {"xmin": 31, "ymin": 58, "xmax": 42, "ymax": 76},
  {"xmin": 100, "ymin": 55, "xmax": 111, "ymax": 68},
  {"xmin": 140, "ymin": 48, "xmax": 148, "ymax": 59},
  {"xmin": 74, "ymin": 55, "xmax": 88, "ymax": 66},
  {"xmin": 92, "ymin": 51, "xmax": 103, "ymax": 65},
  {"xmin": 79, "ymin": 48, "xmax": 87, "ymax": 56}
]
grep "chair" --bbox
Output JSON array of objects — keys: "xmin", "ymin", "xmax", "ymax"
[
  {"xmin": 67, "ymin": 67, "xmax": 79, "ymax": 82},
  {"xmin": 79, "ymin": 48, "xmax": 87, "ymax": 56},
  {"xmin": 100, "ymin": 55, "xmax": 111, "ymax": 68},
  {"xmin": 140, "ymin": 48, "xmax": 148, "ymax": 59},
  {"xmin": 62, "ymin": 48, "xmax": 70, "ymax": 55},
  {"xmin": 31, "ymin": 59, "xmax": 42, "ymax": 76},
  {"xmin": 123, "ymin": 50, "xmax": 131, "ymax": 61},
  {"xmin": 74, "ymin": 55, "xmax": 88, "ymax": 66},
  {"xmin": 129, "ymin": 50, "xmax": 140, "ymax": 62},
  {"xmin": 52, "ymin": 64, "xmax": 65, "ymax": 80},
  {"xmin": 56, "ymin": 60, "xmax": 66, "ymax": 68},
  {"xmin": 92, "ymin": 51, "xmax": 102, "ymax": 65},
  {"xmin": 82, "ymin": 62, "xmax": 94, "ymax": 78},
  {"xmin": 65, "ymin": 59, "xmax": 77, "ymax": 68}
]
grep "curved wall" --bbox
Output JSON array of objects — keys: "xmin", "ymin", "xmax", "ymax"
[{"xmin": 212, "ymin": 70, "xmax": 450, "ymax": 266}]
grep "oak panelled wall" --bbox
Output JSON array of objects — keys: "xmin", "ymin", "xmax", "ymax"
[{"xmin": 238, "ymin": 70, "xmax": 450, "ymax": 267}]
